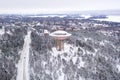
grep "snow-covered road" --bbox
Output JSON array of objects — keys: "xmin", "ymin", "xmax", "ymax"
[{"xmin": 16, "ymin": 31, "xmax": 31, "ymax": 80}]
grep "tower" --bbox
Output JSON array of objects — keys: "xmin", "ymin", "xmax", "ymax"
[{"xmin": 50, "ymin": 30, "xmax": 71, "ymax": 51}]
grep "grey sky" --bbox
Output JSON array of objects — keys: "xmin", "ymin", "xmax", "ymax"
[{"xmin": 0, "ymin": 0, "xmax": 120, "ymax": 13}]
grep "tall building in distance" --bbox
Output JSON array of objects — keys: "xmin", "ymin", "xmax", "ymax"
[{"xmin": 50, "ymin": 30, "xmax": 71, "ymax": 51}]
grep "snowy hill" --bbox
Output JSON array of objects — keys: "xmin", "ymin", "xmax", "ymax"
[
  {"xmin": 29, "ymin": 29, "xmax": 120, "ymax": 80},
  {"xmin": 0, "ymin": 15, "xmax": 120, "ymax": 80}
]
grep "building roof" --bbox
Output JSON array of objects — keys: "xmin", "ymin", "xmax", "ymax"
[
  {"xmin": 50, "ymin": 30, "xmax": 71, "ymax": 39},
  {"xmin": 44, "ymin": 29, "xmax": 49, "ymax": 34}
]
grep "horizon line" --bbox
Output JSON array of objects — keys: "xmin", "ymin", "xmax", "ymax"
[{"xmin": 0, "ymin": 9, "xmax": 120, "ymax": 15}]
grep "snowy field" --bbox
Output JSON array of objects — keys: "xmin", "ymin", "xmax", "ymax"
[{"xmin": 94, "ymin": 15, "xmax": 120, "ymax": 22}]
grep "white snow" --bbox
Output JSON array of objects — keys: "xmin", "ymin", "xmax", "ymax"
[
  {"xmin": 6, "ymin": 30, "xmax": 13, "ymax": 35},
  {"xmin": 16, "ymin": 31, "xmax": 31, "ymax": 80},
  {"xmin": 99, "ymin": 41, "xmax": 105, "ymax": 46},
  {"xmin": 78, "ymin": 57, "xmax": 85, "ymax": 68},
  {"xmin": 51, "ymin": 43, "xmax": 78, "ymax": 62},
  {"xmin": 64, "ymin": 43, "xmax": 73, "ymax": 53},
  {"xmin": 44, "ymin": 29, "xmax": 49, "ymax": 34},
  {"xmin": 86, "ymin": 50, "xmax": 95, "ymax": 56},
  {"xmin": 58, "ymin": 67, "xmax": 64, "ymax": 80},
  {"xmin": 116, "ymin": 64, "xmax": 120, "ymax": 72},
  {"xmin": 81, "ymin": 15, "xmax": 91, "ymax": 19},
  {"xmin": 51, "ymin": 43, "xmax": 87, "ymax": 79},
  {"xmin": 51, "ymin": 43, "xmax": 80, "ymax": 64},
  {"xmin": 84, "ymin": 37, "xmax": 92, "ymax": 41},
  {"xmin": 72, "ymin": 56, "xmax": 77, "ymax": 64},
  {"xmin": 94, "ymin": 15, "xmax": 120, "ymax": 22},
  {"xmin": 99, "ymin": 30, "xmax": 113, "ymax": 36},
  {"xmin": 51, "ymin": 43, "xmax": 72, "ymax": 57},
  {"xmin": 28, "ymin": 15, "xmax": 48, "ymax": 18},
  {"xmin": 28, "ymin": 15, "xmax": 67, "ymax": 18},
  {"xmin": 51, "ymin": 47, "xmax": 62, "ymax": 57},
  {"xmin": 0, "ymin": 27, "xmax": 5, "ymax": 35}
]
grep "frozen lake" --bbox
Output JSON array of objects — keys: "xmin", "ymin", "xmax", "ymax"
[{"xmin": 94, "ymin": 15, "xmax": 120, "ymax": 23}]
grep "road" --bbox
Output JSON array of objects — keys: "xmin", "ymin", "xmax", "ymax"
[{"xmin": 16, "ymin": 31, "xmax": 31, "ymax": 80}]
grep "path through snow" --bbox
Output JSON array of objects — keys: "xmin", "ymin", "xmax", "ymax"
[{"xmin": 16, "ymin": 31, "xmax": 31, "ymax": 80}]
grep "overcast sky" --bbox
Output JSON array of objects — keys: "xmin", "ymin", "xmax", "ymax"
[{"xmin": 0, "ymin": 0, "xmax": 120, "ymax": 14}]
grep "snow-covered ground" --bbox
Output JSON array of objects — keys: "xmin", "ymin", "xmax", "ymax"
[
  {"xmin": 116, "ymin": 64, "xmax": 120, "ymax": 72},
  {"xmin": 51, "ymin": 42, "xmax": 85, "ymax": 66},
  {"xmin": 51, "ymin": 43, "xmax": 71, "ymax": 57},
  {"xmin": 51, "ymin": 43, "xmax": 85, "ymax": 79},
  {"xmin": 94, "ymin": 15, "xmax": 120, "ymax": 22},
  {"xmin": 81, "ymin": 15, "xmax": 91, "ymax": 19},
  {"xmin": 28, "ymin": 15, "xmax": 67, "ymax": 18},
  {"xmin": 0, "ymin": 27, "xmax": 5, "ymax": 35},
  {"xmin": 51, "ymin": 43, "xmax": 77, "ymax": 57},
  {"xmin": 16, "ymin": 31, "xmax": 31, "ymax": 80},
  {"xmin": 6, "ymin": 30, "xmax": 13, "ymax": 35}
]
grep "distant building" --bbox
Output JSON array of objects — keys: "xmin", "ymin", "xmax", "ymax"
[
  {"xmin": 51, "ymin": 26, "xmax": 57, "ymax": 31},
  {"xmin": 73, "ymin": 28, "xmax": 80, "ymax": 31},
  {"xmin": 58, "ymin": 27, "xmax": 64, "ymax": 30},
  {"xmin": 44, "ymin": 29, "xmax": 49, "ymax": 35},
  {"xmin": 66, "ymin": 27, "xmax": 72, "ymax": 31}
]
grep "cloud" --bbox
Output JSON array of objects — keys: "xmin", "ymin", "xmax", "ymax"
[{"xmin": 0, "ymin": 0, "xmax": 119, "ymax": 13}]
